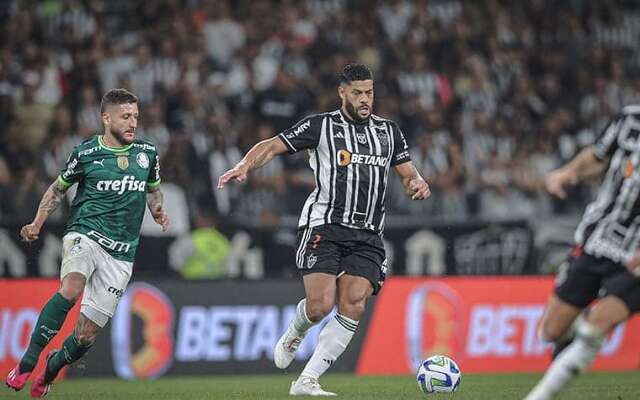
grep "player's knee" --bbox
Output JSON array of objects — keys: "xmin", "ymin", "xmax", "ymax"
[
  {"xmin": 305, "ymin": 298, "xmax": 334, "ymax": 322},
  {"xmin": 338, "ymin": 301, "xmax": 365, "ymax": 320},
  {"xmin": 539, "ymin": 317, "xmax": 568, "ymax": 343},
  {"xmin": 59, "ymin": 273, "xmax": 86, "ymax": 302}
]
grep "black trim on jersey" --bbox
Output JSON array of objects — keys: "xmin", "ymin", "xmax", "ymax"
[{"xmin": 278, "ymin": 134, "xmax": 296, "ymax": 153}]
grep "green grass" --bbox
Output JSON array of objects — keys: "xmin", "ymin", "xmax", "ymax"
[{"xmin": 4, "ymin": 372, "xmax": 640, "ymax": 399}]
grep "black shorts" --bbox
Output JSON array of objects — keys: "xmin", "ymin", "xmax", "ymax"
[
  {"xmin": 295, "ymin": 224, "xmax": 387, "ymax": 295},
  {"xmin": 554, "ymin": 247, "xmax": 640, "ymax": 313}
]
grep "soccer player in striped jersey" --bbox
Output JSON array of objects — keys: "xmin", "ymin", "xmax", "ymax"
[
  {"xmin": 218, "ymin": 63, "xmax": 430, "ymax": 396},
  {"xmin": 5, "ymin": 89, "xmax": 169, "ymax": 397},
  {"xmin": 525, "ymin": 106, "xmax": 640, "ymax": 400}
]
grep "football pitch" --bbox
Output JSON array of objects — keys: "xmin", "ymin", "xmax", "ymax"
[{"xmin": 4, "ymin": 372, "xmax": 639, "ymax": 399}]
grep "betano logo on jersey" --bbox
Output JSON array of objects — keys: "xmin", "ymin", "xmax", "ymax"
[
  {"xmin": 337, "ymin": 150, "xmax": 388, "ymax": 167},
  {"xmin": 96, "ymin": 175, "xmax": 147, "ymax": 194}
]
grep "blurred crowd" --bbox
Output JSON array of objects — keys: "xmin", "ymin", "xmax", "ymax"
[{"xmin": 2, "ymin": 0, "xmax": 640, "ymax": 231}]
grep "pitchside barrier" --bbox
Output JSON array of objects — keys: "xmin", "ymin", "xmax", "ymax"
[
  {"xmin": 1, "ymin": 277, "xmax": 639, "ymax": 380},
  {"xmin": 0, "ymin": 279, "xmax": 373, "ymax": 379},
  {"xmin": 0, "ymin": 219, "xmax": 538, "ymax": 278}
]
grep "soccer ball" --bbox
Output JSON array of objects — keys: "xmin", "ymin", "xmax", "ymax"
[{"xmin": 416, "ymin": 355, "xmax": 461, "ymax": 394}]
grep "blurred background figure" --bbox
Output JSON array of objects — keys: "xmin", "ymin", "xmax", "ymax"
[{"xmin": 2, "ymin": 0, "xmax": 640, "ymax": 278}]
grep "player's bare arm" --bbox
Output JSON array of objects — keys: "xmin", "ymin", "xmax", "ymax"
[
  {"xmin": 147, "ymin": 186, "xmax": 170, "ymax": 232},
  {"xmin": 393, "ymin": 161, "xmax": 431, "ymax": 200},
  {"xmin": 20, "ymin": 179, "xmax": 68, "ymax": 242},
  {"xmin": 546, "ymin": 147, "xmax": 606, "ymax": 199},
  {"xmin": 217, "ymin": 136, "xmax": 288, "ymax": 189}
]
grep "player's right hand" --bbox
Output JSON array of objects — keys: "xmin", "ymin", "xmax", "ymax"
[
  {"xmin": 20, "ymin": 223, "xmax": 41, "ymax": 242},
  {"xmin": 624, "ymin": 250, "xmax": 640, "ymax": 277},
  {"xmin": 545, "ymin": 168, "xmax": 578, "ymax": 199},
  {"xmin": 217, "ymin": 165, "xmax": 248, "ymax": 189}
]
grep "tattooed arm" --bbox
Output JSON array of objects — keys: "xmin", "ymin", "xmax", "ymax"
[
  {"xmin": 147, "ymin": 186, "xmax": 170, "ymax": 231},
  {"xmin": 20, "ymin": 179, "xmax": 68, "ymax": 242}
]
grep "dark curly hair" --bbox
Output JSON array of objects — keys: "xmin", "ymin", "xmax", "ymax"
[{"xmin": 338, "ymin": 63, "xmax": 373, "ymax": 84}]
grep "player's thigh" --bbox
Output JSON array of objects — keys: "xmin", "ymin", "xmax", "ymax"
[
  {"xmin": 341, "ymin": 234, "xmax": 386, "ymax": 296},
  {"xmin": 589, "ymin": 295, "xmax": 631, "ymax": 333},
  {"xmin": 60, "ymin": 233, "xmax": 96, "ymax": 281},
  {"xmin": 336, "ymin": 274, "xmax": 374, "ymax": 319},
  {"xmin": 540, "ymin": 294, "xmax": 582, "ymax": 341},
  {"xmin": 82, "ymin": 252, "xmax": 132, "ymax": 328}
]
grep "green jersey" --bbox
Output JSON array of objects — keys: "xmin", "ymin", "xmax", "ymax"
[{"xmin": 58, "ymin": 135, "xmax": 161, "ymax": 262}]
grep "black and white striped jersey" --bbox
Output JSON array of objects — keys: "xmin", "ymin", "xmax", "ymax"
[
  {"xmin": 278, "ymin": 109, "xmax": 411, "ymax": 233},
  {"xmin": 576, "ymin": 105, "xmax": 640, "ymax": 263}
]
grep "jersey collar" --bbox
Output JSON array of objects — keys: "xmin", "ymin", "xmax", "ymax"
[{"xmin": 98, "ymin": 135, "xmax": 133, "ymax": 152}]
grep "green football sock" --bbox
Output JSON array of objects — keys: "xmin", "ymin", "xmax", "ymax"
[
  {"xmin": 44, "ymin": 334, "xmax": 93, "ymax": 382},
  {"xmin": 19, "ymin": 293, "xmax": 74, "ymax": 372}
]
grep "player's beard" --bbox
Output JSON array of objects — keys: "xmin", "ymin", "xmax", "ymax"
[
  {"xmin": 345, "ymin": 101, "xmax": 370, "ymax": 123},
  {"xmin": 110, "ymin": 126, "xmax": 135, "ymax": 145}
]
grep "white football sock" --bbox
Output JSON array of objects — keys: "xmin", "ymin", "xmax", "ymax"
[
  {"xmin": 292, "ymin": 299, "xmax": 315, "ymax": 335},
  {"xmin": 525, "ymin": 320, "xmax": 604, "ymax": 400},
  {"xmin": 300, "ymin": 313, "xmax": 358, "ymax": 380}
]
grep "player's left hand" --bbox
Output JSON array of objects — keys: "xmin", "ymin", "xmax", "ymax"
[
  {"xmin": 217, "ymin": 164, "xmax": 248, "ymax": 189},
  {"xmin": 408, "ymin": 178, "xmax": 430, "ymax": 200},
  {"xmin": 624, "ymin": 250, "xmax": 640, "ymax": 277},
  {"xmin": 151, "ymin": 204, "xmax": 170, "ymax": 232}
]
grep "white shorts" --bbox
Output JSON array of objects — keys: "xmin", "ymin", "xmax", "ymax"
[{"xmin": 61, "ymin": 232, "xmax": 133, "ymax": 327}]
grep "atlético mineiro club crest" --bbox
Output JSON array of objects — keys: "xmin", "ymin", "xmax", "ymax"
[
  {"xmin": 117, "ymin": 155, "xmax": 129, "ymax": 170},
  {"xmin": 356, "ymin": 132, "xmax": 367, "ymax": 144},
  {"xmin": 376, "ymin": 129, "xmax": 388, "ymax": 145},
  {"xmin": 307, "ymin": 254, "xmax": 317, "ymax": 268}
]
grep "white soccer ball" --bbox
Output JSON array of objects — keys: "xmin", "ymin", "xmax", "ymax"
[{"xmin": 416, "ymin": 355, "xmax": 461, "ymax": 394}]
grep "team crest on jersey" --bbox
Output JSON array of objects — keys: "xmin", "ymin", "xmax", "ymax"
[
  {"xmin": 356, "ymin": 132, "xmax": 367, "ymax": 144},
  {"xmin": 68, "ymin": 237, "xmax": 83, "ymax": 257},
  {"xmin": 136, "ymin": 152, "xmax": 150, "ymax": 169},
  {"xmin": 117, "ymin": 155, "xmax": 129, "ymax": 170},
  {"xmin": 307, "ymin": 253, "xmax": 317, "ymax": 268},
  {"xmin": 376, "ymin": 129, "xmax": 388, "ymax": 145}
]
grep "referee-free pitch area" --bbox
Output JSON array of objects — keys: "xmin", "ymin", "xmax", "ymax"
[{"xmin": 4, "ymin": 372, "xmax": 639, "ymax": 399}]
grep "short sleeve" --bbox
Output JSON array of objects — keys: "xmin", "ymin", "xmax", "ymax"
[
  {"xmin": 278, "ymin": 115, "xmax": 322, "ymax": 154},
  {"xmin": 390, "ymin": 122, "xmax": 412, "ymax": 166},
  {"xmin": 58, "ymin": 147, "xmax": 83, "ymax": 188},
  {"xmin": 592, "ymin": 116, "xmax": 622, "ymax": 161},
  {"xmin": 147, "ymin": 152, "xmax": 161, "ymax": 189}
]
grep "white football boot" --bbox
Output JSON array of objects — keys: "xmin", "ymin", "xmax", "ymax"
[
  {"xmin": 274, "ymin": 325, "xmax": 304, "ymax": 369},
  {"xmin": 289, "ymin": 376, "xmax": 336, "ymax": 396},
  {"xmin": 523, "ymin": 386, "xmax": 553, "ymax": 400}
]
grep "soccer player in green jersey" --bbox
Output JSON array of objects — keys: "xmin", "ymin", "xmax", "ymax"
[{"xmin": 5, "ymin": 88, "xmax": 169, "ymax": 397}]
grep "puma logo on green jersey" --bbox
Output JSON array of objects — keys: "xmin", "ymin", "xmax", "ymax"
[{"xmin": 96, "ymin": 175, "xmax": 147, "ymax": 195}]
